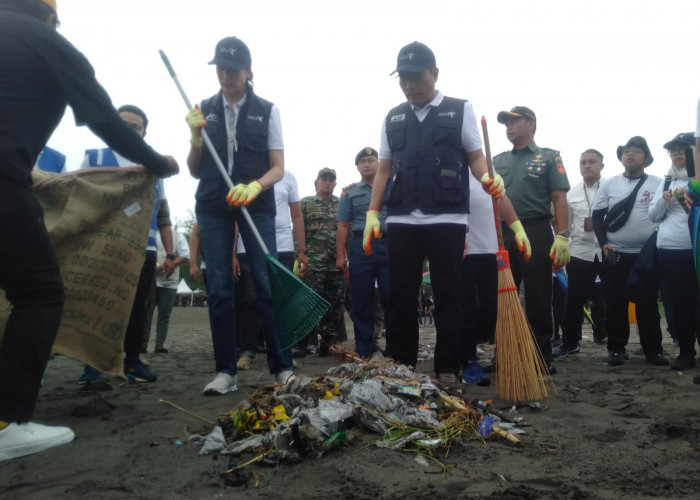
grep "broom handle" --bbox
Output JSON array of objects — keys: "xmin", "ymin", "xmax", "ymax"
[
  {"xmin": 481, "ymin": 116, "xmax": 505, "ymax": 250},
  {"xmin": 159, "ymin": 50, "xmax": 269, "ymax": 255}
]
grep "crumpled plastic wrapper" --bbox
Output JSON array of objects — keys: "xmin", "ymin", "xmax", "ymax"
[
  {"xmin": 303, "ymin": 400, "xmax": 354, "ymax": 437},
  {"xmin": 191, "ymin": 425, "xmax": 226, "ymax": 455}
]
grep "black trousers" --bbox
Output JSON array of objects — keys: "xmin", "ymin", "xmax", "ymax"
[
  {"xmin": 562, "ymin": 256, "xmax": 606, "ymax": 348},
  {"xmin": 124, "ymin": 252, "xmax": 154, "ymax": 361},
  {"xmin": 386, "ymin": 223, "xmax": 466, "ymax": 374},
  {"xmin": 460, "ymin": 253, "xmax": 497, "ymax": 359},
  {"xmin": 503, "ymin": 218, "xmax": 554, "ymax": 361},
  {"xmin": 658, "ymin": 249, "xmax": 697, "ymax": 357},
  {"xmin": 601, "ymin": 251, "xmax": 662, "ymax": 356},
  {"xmin": 0, "ymin": 179, "xmax": 64, "ymax": 423}
]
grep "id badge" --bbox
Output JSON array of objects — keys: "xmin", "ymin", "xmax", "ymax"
[{"xmin": 583, "ymin": 216, "xmax": 593, "ymax": 232}]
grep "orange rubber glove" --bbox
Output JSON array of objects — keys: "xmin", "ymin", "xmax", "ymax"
[
  {"xmin": 480, "ymin": 172, "xmax": 505, "ymax": 199},
  {"xmin": 226, "ymin": 181, "xmax": 263, "ymax": 207},
  {"xmin": 362, "ymin": 210, "xmax": 381, "ymax": 255},
  {"xmin": 508, "ymin": 220, "xmax": 531, "ymax": 262},
  {"xmin": 186, "ymin": 106, "xmax": 206, "ymax": 148}
]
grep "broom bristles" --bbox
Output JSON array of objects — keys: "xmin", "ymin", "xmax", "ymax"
[
  {"xmin": 266, "ymin": 256, "xmax": 330, "ymax": 351},
  {"xmin": 494, "ymin": 266, "xmax": 555, "ymax": 402}
]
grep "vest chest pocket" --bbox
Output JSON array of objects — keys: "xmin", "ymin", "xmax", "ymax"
[
  {"xmin": 246, "ymin": 132, "xmax": 267, "ymax": 153},
  {"xmin": 386, "ymin": 120, "xmax": 406, "ymax": 151}
]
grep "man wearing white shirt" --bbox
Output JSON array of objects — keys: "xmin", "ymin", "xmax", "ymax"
[{"xmin": 554, "ymin": 149, "xmax": 606, "ymax": 358}]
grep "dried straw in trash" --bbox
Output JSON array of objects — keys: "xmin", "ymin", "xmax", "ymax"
[{"xmin": 480, "ymin": 116, "xmax": 554, "ymax": 403}]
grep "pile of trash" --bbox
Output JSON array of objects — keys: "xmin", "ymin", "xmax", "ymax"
[{"xmin": 188, "ymin": 354, "xmax": 525, "ymax": 484}]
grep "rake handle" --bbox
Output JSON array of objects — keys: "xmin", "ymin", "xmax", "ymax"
[{"xmin": 159, "ymin": 49, "xmax": 269, "ymax": 255}]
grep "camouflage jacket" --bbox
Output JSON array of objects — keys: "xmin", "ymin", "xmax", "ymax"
[{"xmin": 300, "ymin": 194, "xmax": 339, "ymax": 271}]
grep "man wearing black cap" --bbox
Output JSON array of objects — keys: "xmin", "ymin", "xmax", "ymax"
[
  {"xmin": 185, "ymin": 36, "xmax": 294, "ymax": 393},
  {"xmin": 493, "ymin": 106, "xmax": 571, "ymax": 372},
  {"xmin": 300, "ymin": 169, "xmax": 345, "ymax": 356},
  {"xmin": 591, "ymin": 136, "xmax": 665, "ymax": 367},
  {"xmin": 649, "ymin": 132, "xmax": 696, "ymax": 371},
  {"xmin": 336, "ymin": 148, "xmax": 388, "ymax": 359},
  {"xmin": 0, "ymin": 0, "xmax": 178, "ymax": 460},
  {"xmin": 364, "ymin": 42, "xmax": 530, "ymax": 386}
]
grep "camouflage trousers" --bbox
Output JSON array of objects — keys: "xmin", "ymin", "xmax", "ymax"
[{"xmin": 303, "ymin": 268, "xmax": 346, "ymax": 349}]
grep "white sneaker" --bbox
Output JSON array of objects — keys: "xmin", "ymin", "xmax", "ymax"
[
  {"xmin": 275, "ymin": 370, "xmax": 296, "ymax": 385},
  {"xmin": 203, "ymin": 373, "xmax": 238, "ymax": 395},
  {"xmin": 0, "ymin": 422, "xmax": 74, "ymax": 461}
]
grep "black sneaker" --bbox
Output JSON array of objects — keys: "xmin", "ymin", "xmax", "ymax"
[
  {"xmin": 546, "ymin": 362, "xmax": 557, "ymax": 375},
  {"xmin": 670, "ymin": 355, "xmax": 696, "ymax": 371},
  {"xmin": 646, "ymin": 353, "xmax": 670, "ymax": 366},
  {"xmin": 553, "ymin": 345, "xmax": 580, "ymax": 358},
  {"xmin": 604, "ymin": 352, "xmax": 624, "ymax": 366}
]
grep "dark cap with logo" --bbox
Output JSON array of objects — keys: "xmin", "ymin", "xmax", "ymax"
[
  {"xmin": 355, "ymin": 147, "xmax": 378, "ymax": 165},
  {"xmin": 497, "ymin": 106, "xmax": 537, "ymax": 124},
  {"xmin": 317, "ymin": 168, "xmax": 336, "ymax": 179},
  {"xmin": 663, "ymin": 132, "xmax": 695, "ymax": 151},
  {"xmin": 616, "ymin": 136, "xmax": 654, "ymax": 166},
  {"xmin": 390, "ymin": 41, "xmax": 436, "ymax": 75},
  {"xmin": 209, "ymin": 37, "xmax": 252, "ymax": 71}
]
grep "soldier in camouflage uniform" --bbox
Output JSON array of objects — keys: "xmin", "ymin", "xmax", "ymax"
[{"xmin": 300, "ymin": 168, "xmax": 345, "ymax": 356}]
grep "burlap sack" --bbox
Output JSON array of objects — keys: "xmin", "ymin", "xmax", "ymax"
[{"xmin": 0, "ymin": 167, "xmax": 156, "ymax": 376}]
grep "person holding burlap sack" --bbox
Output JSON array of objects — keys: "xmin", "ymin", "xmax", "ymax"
[
  {"xmin": 0, "ymin": 0, "xmax": 178, "ymax": 461},
  {"xmin": 591, "ymin": 136, "xmax": 665, "ymax": 367}
]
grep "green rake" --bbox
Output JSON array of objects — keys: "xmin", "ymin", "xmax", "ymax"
[{"xmin": 159, "ymin": 50, "xmax": 329, "ymax": 350}]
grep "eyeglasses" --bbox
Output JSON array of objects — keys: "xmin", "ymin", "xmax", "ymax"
[{"xmin": 668, "ymin": 148, "xmax": 686, "ymax": 156}]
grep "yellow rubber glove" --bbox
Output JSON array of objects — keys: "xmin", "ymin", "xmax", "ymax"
[
  {"xmin": 550, "ymin": 234, "xmax": 571, "ymax": 268},
  {"xmin": 363, "ymin": 210, "xmax": 381, "ymax": 255},
  {"xmin": 186, "ymin": 107, "xmax": 206, "ymax": 148},
  {"xmin": 226, "ymin": 181, "xmax": 263, "ymax": 207},
  {"xmin": 508, "ymin": 220, "xmax": 531, "ymax": 262},
  {"xmin": 480, "ymin": 172, "xmax": 505, "ymax": 199}
]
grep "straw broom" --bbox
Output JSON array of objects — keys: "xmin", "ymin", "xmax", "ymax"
[{"xmin": 481, "ymin": 116, "xmax": 553, "ymax": 402}]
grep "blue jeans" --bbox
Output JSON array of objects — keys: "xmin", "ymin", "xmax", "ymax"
[
  {"xmin": 197, "ymin": 209, "xmax": 292, "ymax": 375},
  {"xmin": 348, "ymin": 237, "xmax": 389, "ymax": 357}
]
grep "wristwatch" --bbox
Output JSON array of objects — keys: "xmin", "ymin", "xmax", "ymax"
[
  {"xmin": 558, "ymin": 230, "xmax": 571, "ymax": 238},
  {"xmin": 166, "ymin": 253, "xmax": 177, "ymax": 260}
]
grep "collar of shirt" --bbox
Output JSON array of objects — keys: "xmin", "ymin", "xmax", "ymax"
[
  {"xmin": 410, "ymin": 90, "xmax": 444, "ymax": 121},
  {"xmin": 512, "ymin": 141, "xmax": 539, "ymax": 154}
]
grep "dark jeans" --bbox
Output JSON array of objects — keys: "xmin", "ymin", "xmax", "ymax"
[
  {"xmin": 601, "ymin": 251, "xmax": 662, "ymax": 356},
  {"xmin": 197, "ymin": 209, "xmax": 292, "ymax": 375},
  {"xmin": 386, "ymin": 223, "xmax": 466, "ymax": 374},
  {"xmin": 348, "ymin": 237, "xmax": 389, "ymax": 357},
  {"xmin": 562, "ymin": 256, "xmax": 606, "ymax": 348},
  {"xmin": 236, "ymin": 252, "xmax": 262, "ymax": 356},
  {"xmin": 460, "ymin": 253, "xmax": 497, "ymax": 360},
  {"xmin": 0, "ymin": 180, "xmax": 64, "ymax": 423},
  {"xmin": 124, "ymin": 252, "xmax": 154, "ymax": 362},
  {"xmin": 503, "ymin": 218, "xmax": 554, "ymax": 361},
  {"xmin": 658, "ymin": 249, "xmax": 697, "ymax": 357}
]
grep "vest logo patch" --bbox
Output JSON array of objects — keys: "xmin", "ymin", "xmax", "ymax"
[
  {"xmin": 206, "ymin": 113, "xmax": 219, "ymax": 122},
  {"xmin": 437, "ymin": 111, "xmax": 457, "ymax": 119},
  {"xmin": 390, "ymin": 113, "xmax": 406, "ymax": 123},
  {"xmin": 247, "ymin": 115, "xmax": 264, "ymax": 123}
]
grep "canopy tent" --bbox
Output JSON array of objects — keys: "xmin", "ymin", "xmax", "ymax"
[{"xmin": 176, "ymin": 279, "xmax": 193, "ymax": 295}]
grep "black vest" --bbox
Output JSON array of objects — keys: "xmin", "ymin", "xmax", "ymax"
[
  {"xmin": 383, "ymin": 96, "xmax": 469, "ymax": 215},
  {"xmin": 195, "ymin": 89, "xmax": 275, "ymax": 214}
]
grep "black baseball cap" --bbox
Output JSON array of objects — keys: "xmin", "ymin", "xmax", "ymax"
[
  {"xmin": 497, "ymin": 106, "xmax": 536, "ymax": 124},
  {"xmin": 209, "ymin": 37, "xmax": 252, "ymax": 71},
  {"xmin": 355, "ymin": 147, "xmax": 378, "ymax": 165},
  {"xmin": 617, "ymin": 136, "xmax": 654, "ymax": 166},
  {"xmin": 663, "ymin": 132, "xmax": 695, "ymax": 150},
  {"xmin": 390, "ymin": 41, "xmax": 436, "ymax": 75}
]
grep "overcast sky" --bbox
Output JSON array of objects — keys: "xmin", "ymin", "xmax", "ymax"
[{"xmin": 47, "ymin": 0, "xmax": 699, "ymax": 225}]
